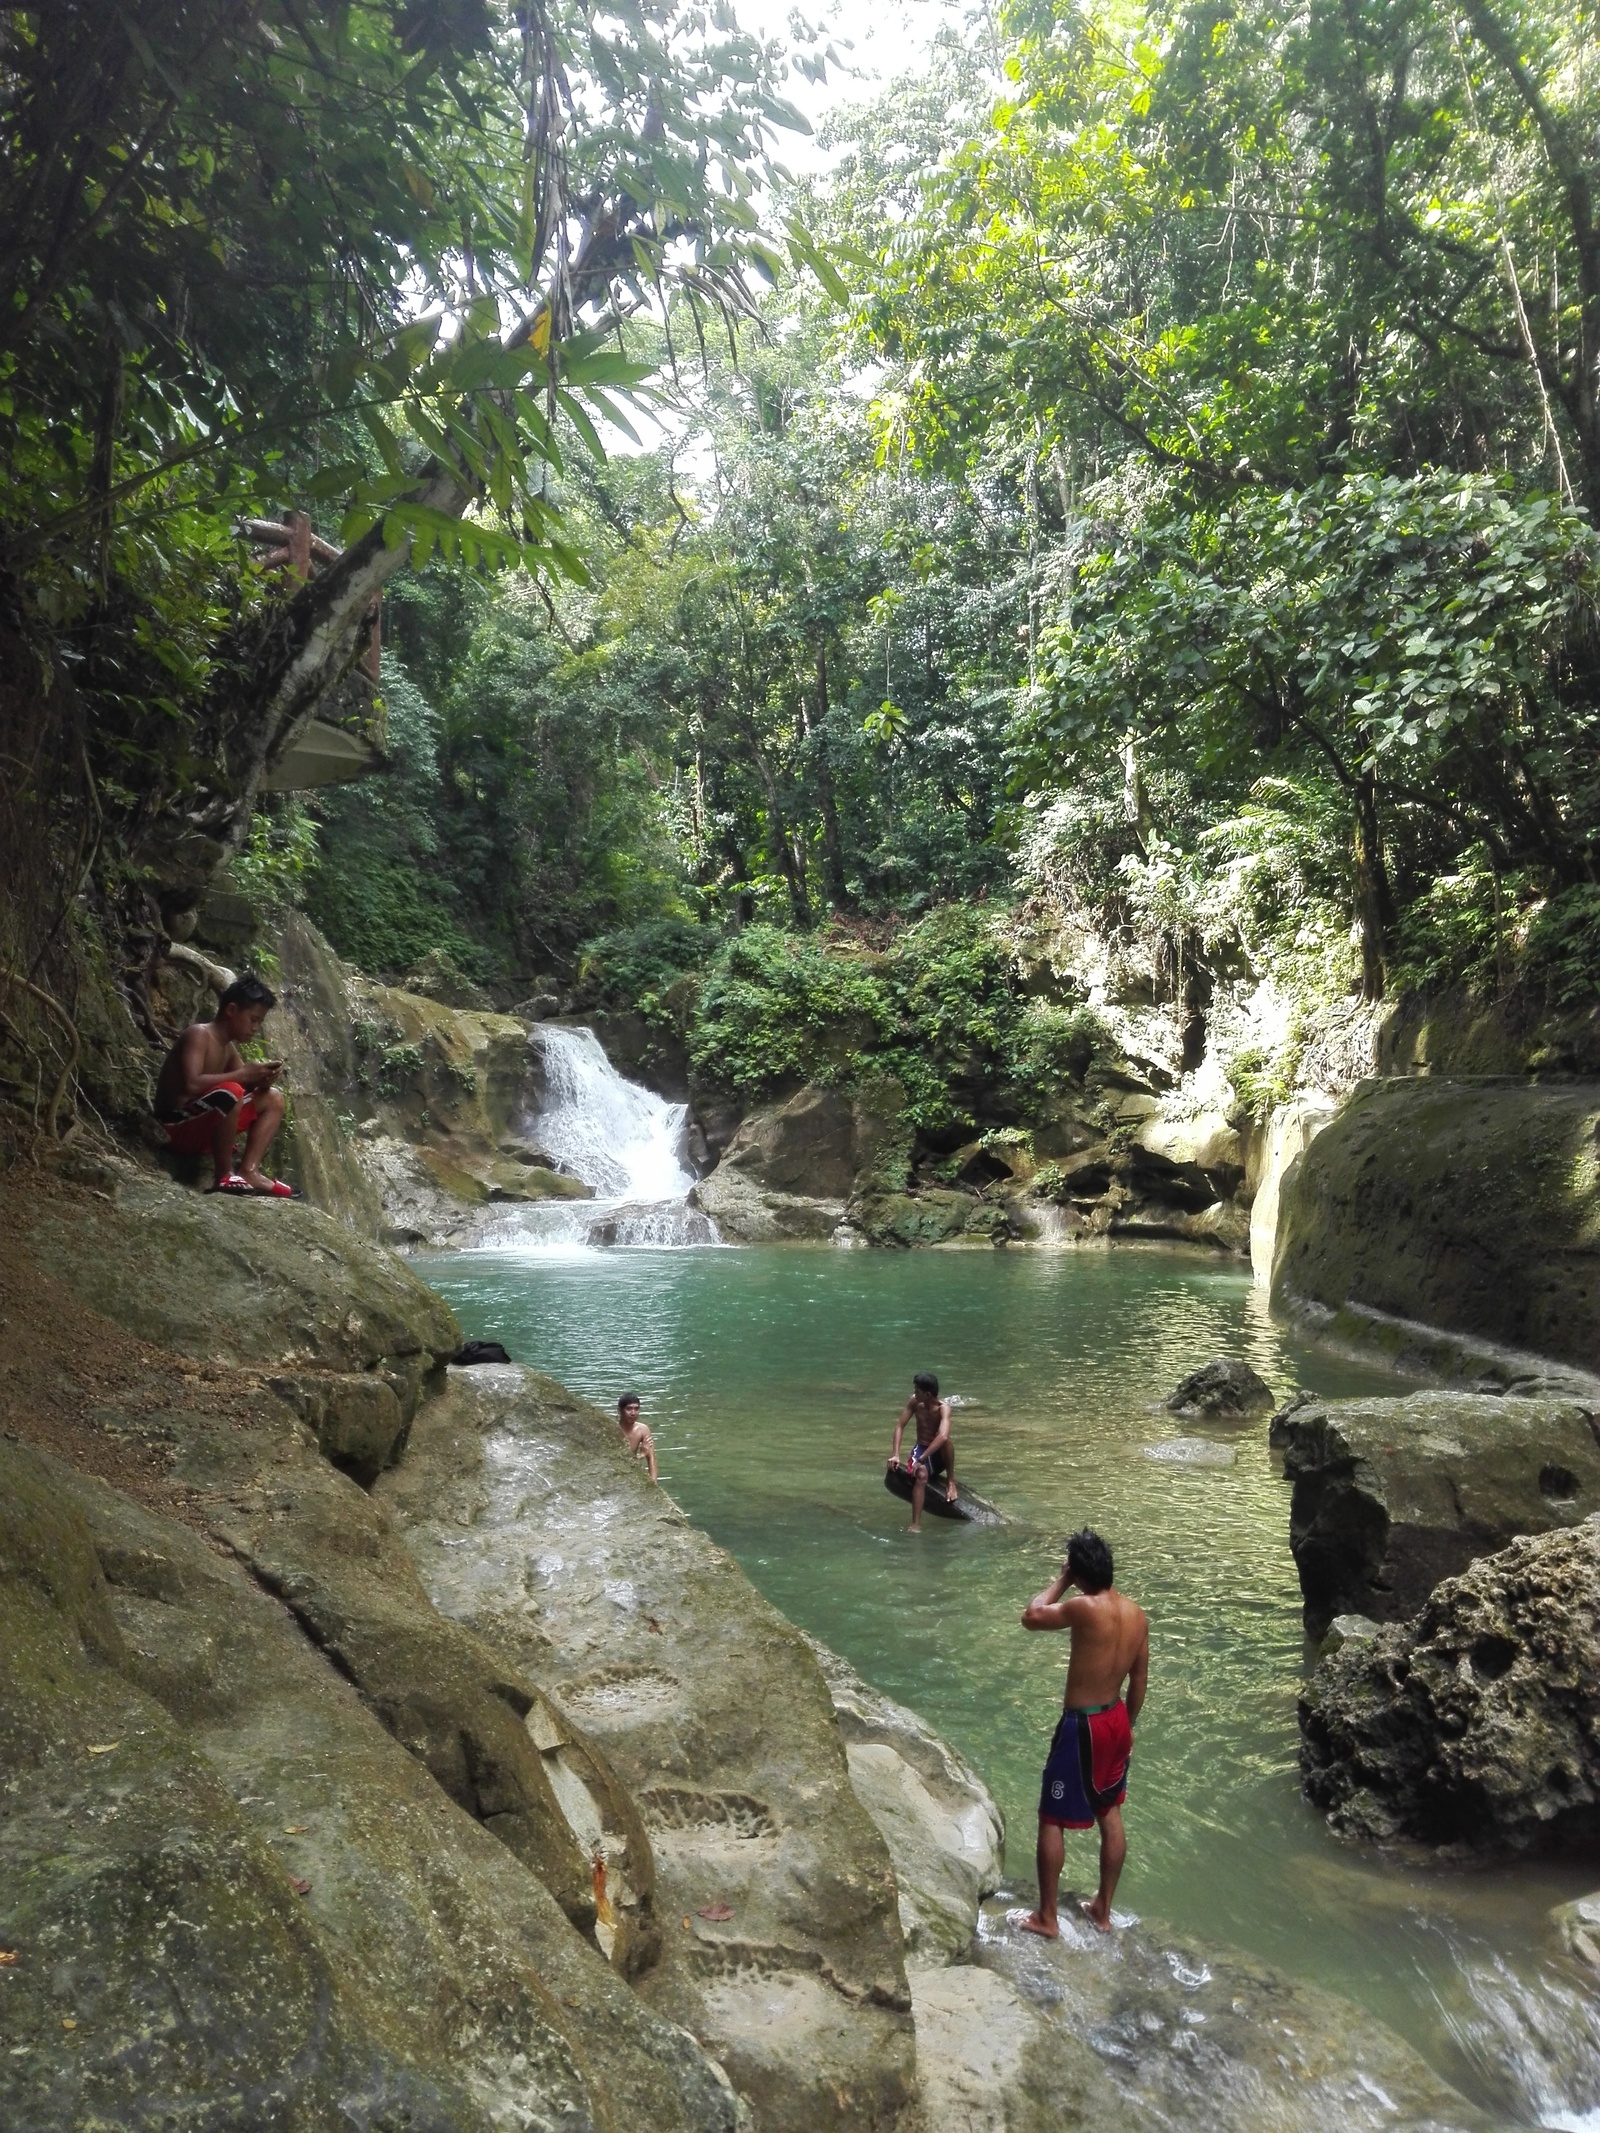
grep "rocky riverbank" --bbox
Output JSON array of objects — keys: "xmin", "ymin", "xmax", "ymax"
[{"xmin": 1, "ymin": 1145, "xmax": 1518, "ymax": 2130}]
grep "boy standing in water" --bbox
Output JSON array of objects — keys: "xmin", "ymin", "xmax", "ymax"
[
  {"xmin": 1019, "ymin": 1527, "xmax": 1148, "ymax": 1935},
  {"xmin": 616, "ymin": 1394, "xmax": 658, "ymax": 1483},
  {"xmin": 888, "ymin": 1371, "xmax": 957, "ymax": 1529}
]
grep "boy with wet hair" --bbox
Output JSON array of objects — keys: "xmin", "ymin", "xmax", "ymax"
[
  {"xmin": 154, "ymin": 974, "xmax": 294, "ymax": 1196},
  {"xmin": 888, "ymin": 1370, "xmax": 956, "ymax": 1529},
  {"xmin": 616, "ymin": 1393, "xmax": 658, "ymax": 1483},
  {"xmin": 1020, "ymin": 1525, "xmax": 1148, "ymax": 1935}
]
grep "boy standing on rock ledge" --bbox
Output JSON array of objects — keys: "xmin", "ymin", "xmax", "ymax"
[
  {"xmin": 1019, "ymin": 1527, "xmax": 1148, "ymax": 1935},
  {"xmin": 154, "ymin": 974, "xmax": 293, "ymax": 1196}
]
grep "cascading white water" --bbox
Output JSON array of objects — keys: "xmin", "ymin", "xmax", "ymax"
[{"xmin": 497, "ymin": 1025, "xmax": 718, "ymax": 1249}]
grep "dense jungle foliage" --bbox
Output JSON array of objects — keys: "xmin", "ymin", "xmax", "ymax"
[{"xmin": 5, "ymin": 0, "xmax": 1600, "ymax": 1142}]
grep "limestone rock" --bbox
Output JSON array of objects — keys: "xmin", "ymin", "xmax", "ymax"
[
  {"xmin": 268, "ymin": 911, "xmax": 385, "ymax": 1234},
  {"xmin": 1299, "ymin": 1515, "xmax": 1600, "ymax": 1851},
  {"xmin": 1249, "ymin": 1095, "xmax": 1337, "ymax": 1289},
  {"xmin": 1551, "ymin": 1890, "xmax": 1600, "ymax": 1974},
  {"xmin": 910, "ymin": 1898, "xmax": 1487, "ymax": 2133},
  {"xmin": 1272, "ymin": 1077, "xmax": 1600, "ymax": 1374},
  {"xmin": 1164, "ymin": 1357, "xmax": 1275, "ymax": 1420},
  {"xmin": 402, "ymin": 946, "xmax": 494, "ymax": 1010},
  {"xmin": 690, "ymin": 1162, "xmax": 844, "ymax": 1242},
  {"xmin": 805, "ymin": 1636, "xmax": 1004, "ymax": 1963},
  {"xmin": 1279, "ymin": 1390, "xmax": 1600, "ymax": 1635},
  {"xmin": 850, "ymin": 1188, "xmax": 974, "ymax": 1249},
  {"xmin": 378, "ymin": 1365, "xmax": 918, "ymax": 2133},
  {"xmin": 0, "ymin": 1440, "xmax": 737, "ymax": 2133},
  {"xmin": 1268, "ymin": 1387, "xmax": 1318, "ymax": 1446},
  {"xmin": 16, "ymin": 1156, "xmax": 459, "ymax": 1373},
  {"xmin": 720, "ymin": 1084, "xmax": 859, "ymax": 1197}
]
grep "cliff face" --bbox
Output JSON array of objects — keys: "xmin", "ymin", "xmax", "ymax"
[{"xmin": 1271, "ymin": 1077, "xmax": 1600, "ymax": 1374}]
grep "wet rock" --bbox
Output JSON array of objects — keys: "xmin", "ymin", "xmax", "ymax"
[
  {"xmin": 0, "ymin": 1438, "xmax": 738, "ymax": 2133},
  {"xmin": 1299, "ymin": 1515, "xmax": 1600, "ymax": 1851},
  {"xmin": 1551, "ymin": 1890, "xmax": 1600, "ymax": 1974},
  {"xmin": 378, "ymin": 1365, "xmax": 918, "ymax": 2133},
  {"xmin": 690, "ymin": 1162, "xmax": 844, "ymax": 1242},
  {"xmin": 1272, "ymin": 1077, "xmax": 1600, "ymax": 1375},
  {"xmin": 1142, "ymin": 1437, "xmax": 1237, "ymax": 1468},
  {"xmin": 1165, "ymin": 1357, "xmax": 1275, "ymax": 1420},
  {"xmin": 910, "ymin": 1898, "xmax": 1488, "ymax": 2133},
  {"xmin": 805, "ymin": 1636, "xmax": 1004, "ymax": 1963},
  {"xmin": 1279, "ymin": 1391, "xmax": 1600, "ymax": 1635}
]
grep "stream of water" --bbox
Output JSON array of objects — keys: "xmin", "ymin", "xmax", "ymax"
[{"xmin": 414, "ymin": 1035, "xmax": 1600, "ymax": 2126}]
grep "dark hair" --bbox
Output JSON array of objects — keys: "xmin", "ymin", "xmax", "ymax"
[
  {"xmin": 617, "ymin": 1392, "xmax": 640, "ymax": 1413},
  {"xmin": 913, "ymin": 1372, "xmax": 939, "ymax": 1397},
  {"xmin": 1067, "ymin": 1528, "xmax": 1114, "ymax": 1592},
  {"xmin": 218, "ymin": 974, "xmax": 277, "ymax": 1014}
]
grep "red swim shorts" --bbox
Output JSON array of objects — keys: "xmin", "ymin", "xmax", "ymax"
[
  {"xmin": 1038, "ymin": 1699, "xmax": 1132, "ymax": 1828},
  {"xmin": 157, "ymin": 1081, "xmax": 259, "ymax": 1155}
]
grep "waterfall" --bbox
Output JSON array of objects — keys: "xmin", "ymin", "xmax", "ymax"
[{"xmin": 496, "ymin": 1025, "xmax": 717, "ymax": 1249}]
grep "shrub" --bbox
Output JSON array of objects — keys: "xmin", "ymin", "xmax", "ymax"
[
  {"xmin": 577, "ymin": 917, "xmax": 720, "ymax": 1006},
  {"xmin": 689, "ymin": 926, "xmax": 894, "ymax": 1092}
]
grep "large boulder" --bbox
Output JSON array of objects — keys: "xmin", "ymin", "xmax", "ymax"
[
  {"xmin": 377, "ymin": 1364, "xmax": 919, "ymax": 2133},
  {"xmin": 1299, "ymin": 1516, "xmax": 1600, "ymax": 1851},
  {"xmin": 15, "ymin": 1155, "xmax": 458, "ymax": 1380},
  {"xmin": 1280, "ymin": 1390, "xmax": 1600, "ymax": 1635},
  {"xmin": 805, "ymin": 1636, "xmax": 1004, "ymax": 1964},
  {"xmin": 690, "ymin": 1161, "xmax": 844, "ymax": 1243},
  {"xmin": 1165, "ymin": 1356, "xmax": 1275, "ymax": 1420},
  {"xmin": 1272, "ymin": 1077, "xmax": 1600, "ymax": 1374},
  {"xmin": 719, "ymin": 1083, "xmax": 859, "ymax": 1196}
]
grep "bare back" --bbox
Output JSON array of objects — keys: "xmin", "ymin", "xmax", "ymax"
[
  {"xmin": 1062, "ymin": 1587, "xmax": 1148, "ymax": 1711},
  {"xmin": 155, "ymin": 1020, "xmax": 240, "ymax": 1113}
]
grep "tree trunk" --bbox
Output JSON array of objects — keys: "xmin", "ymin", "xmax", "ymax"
[
  {"xmin": 811, "ymin": 644, "xmax": 851, "ymax": 909},
  {"xmin": 742, "ymin": 724, "xmax": 811, "ymax": 926},
  {"xmin": 1353, "ymin": 770, "xmax": 1395, "ymax": 1001}
]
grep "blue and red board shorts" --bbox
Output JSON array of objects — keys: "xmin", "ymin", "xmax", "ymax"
[
  {"xmin": 156, "ymin": 1081, "xmax": 258, "ymax": 1155},
  {"xmin": 1038, "ymin": 1699, "xmax": 1132, "ymax": 1828}
]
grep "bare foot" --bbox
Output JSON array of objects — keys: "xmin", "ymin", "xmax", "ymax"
[
  {"xmin": 1079, "ymin": 1898, "xmax": 1112, "ymax": 1933},
  {"xmin": 1018, "ymin": 1912, "xmax": 1059, "ymax": 1938}
]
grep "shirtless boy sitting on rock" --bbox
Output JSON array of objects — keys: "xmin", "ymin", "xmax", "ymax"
[
  {"xmin": 154, "ymin": 974, "xmax": 293, "ymax": 1197},
  {"xmin": 1020, "ymin": 1527, "xmax": 1148, "ymax": 1935},
  {"xmin": 889, "ymin": 1371, "xmax": 956, "ymax": 1530}
]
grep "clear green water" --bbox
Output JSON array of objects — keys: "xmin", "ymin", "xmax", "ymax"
[{"xmin": 418, "ymin": 1241, "xmax": 1600, "ymax": 2125}]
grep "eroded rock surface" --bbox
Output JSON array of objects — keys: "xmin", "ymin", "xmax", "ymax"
[
  {"xmin": 1272, "ymin": 1077, "xmax": 1600, "ymax": 1374},
  {"xmin": 376, "ymin": 1364, "xmax": 918, "ymax": 2133},
  {"xmin": 911, "ymin": 1899, "xmax": 1486, "ymax": 2133},
  {"xmin": 0, "ymin": 1437, "xmax": 739, "ymax": 2133},
  {"xmin": 1279, "ymin": 1390, "xmax": 1600, "ymax": 1635},
  {"xmin": 1300, "ymin": 1516, "xmax": 1600, "ymax": 1850},
  {"xmin": 805, "ymin": 1636, "xmax": 1004, "ymax": 1963}
]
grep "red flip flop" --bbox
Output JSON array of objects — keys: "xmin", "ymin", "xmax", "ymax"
[
  {"xmin": 208, "ymin": 1174, "xmax": 252, "ymax": 1195},
  {"xmin": 249, "ymin": 1179, "xmax": 298, "ymax": 1198}
]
